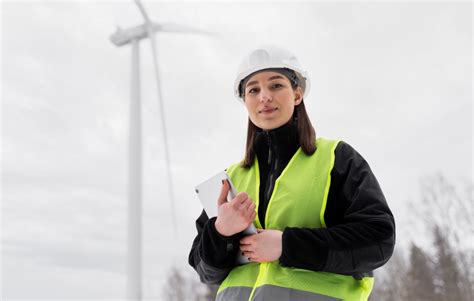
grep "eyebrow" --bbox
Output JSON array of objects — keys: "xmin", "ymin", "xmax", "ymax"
[{"xmin": 245, "ymin": 75, "xmax": 285, "ymax": 88}]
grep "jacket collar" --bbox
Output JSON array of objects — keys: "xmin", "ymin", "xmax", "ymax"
[{"xmin": 254, "ymin": 119, "xmax": 299, "ymax": 164}]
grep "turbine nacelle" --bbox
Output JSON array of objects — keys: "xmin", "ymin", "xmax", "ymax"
[{"xmin": 110, "ymin": 23, "xmax": 156, "ymax": 46}]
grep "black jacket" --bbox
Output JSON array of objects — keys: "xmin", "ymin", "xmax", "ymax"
[{"xmin": 188, "ymin": 122, "xmax": 396, "ymax": 284}]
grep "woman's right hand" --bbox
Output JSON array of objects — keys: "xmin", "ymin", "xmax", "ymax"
[{"xmin": 214, "ymin": 180, "xmax": 257, "ymax": 237}]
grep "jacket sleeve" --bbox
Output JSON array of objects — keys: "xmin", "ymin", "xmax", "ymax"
[
  {"xmin": 188, "ymin": 209, "xmax": 243, "ymax": 284},
  {"xmin": 279, "ymin": 141, "xmax": 396, "ymax": 277}
]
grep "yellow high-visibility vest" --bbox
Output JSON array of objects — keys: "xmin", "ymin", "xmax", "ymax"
[{"xmin": 217, "ymin": 137, "xmax": 374, "ymax": 301}]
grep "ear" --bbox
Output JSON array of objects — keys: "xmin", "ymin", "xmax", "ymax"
[{"xmin": 294, "ymin": 87, "xmax": 303, "ymax": 106}]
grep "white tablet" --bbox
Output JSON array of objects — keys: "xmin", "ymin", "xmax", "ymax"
[
  {"xmin": 195, "ymin": 170, "xmax": 237, "ymax": 219},
  {"xmin": 195, "ymin": 170, "xmax": 258, "ymax": 264},
  {"xmin": 195, "ymin": 170, "xmax": 258, "ymax": 237}
]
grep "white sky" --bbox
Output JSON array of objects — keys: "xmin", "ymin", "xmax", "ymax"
[{"xmin": 1, "ymin": 1, "xmax": 472, "ymax": 300}]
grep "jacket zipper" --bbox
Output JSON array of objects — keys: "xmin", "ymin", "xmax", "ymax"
[{"xmin": 263, "ymin": 132, "xmax": 279, "ymax": 228}]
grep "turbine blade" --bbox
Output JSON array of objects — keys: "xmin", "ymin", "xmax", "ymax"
[
  {"xmin": 145, "ymin": 30, "xmax": 179, "ymax": 236},
  {"xmin": 134, "ymin": 0, "xmax": 151, "ymax": 23},
  {"xmin": 155, "ymin": 22, "xmax": 216, "ymax": 36}
]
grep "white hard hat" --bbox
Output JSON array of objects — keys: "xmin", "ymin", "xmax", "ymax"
[{"xmin": 233, "ymin": 45, "xmax": 310, "ymax": 103}]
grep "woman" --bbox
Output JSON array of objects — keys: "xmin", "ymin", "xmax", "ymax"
[{"xmin": 189, "ymin": 46, "xmax": 395, "ymax": 301}]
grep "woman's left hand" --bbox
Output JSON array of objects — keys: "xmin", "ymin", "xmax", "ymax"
[{"xmin": 239, "ymin": 229, "xmax": 283, "ymax": 262}]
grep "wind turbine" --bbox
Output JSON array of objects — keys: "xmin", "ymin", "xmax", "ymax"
[{"xmin": 109, "ymin": 1, "xmax": 212, "ymax": 299}]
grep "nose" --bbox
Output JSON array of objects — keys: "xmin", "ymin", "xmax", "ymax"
[{"xmin": 259, "ymin": 89, "xmax": 272, "ymax": 103}]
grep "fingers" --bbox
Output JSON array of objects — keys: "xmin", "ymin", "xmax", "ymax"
[
  {"xmin": 242, "ymin": 251, "xmax": 256, "ymax": 262},
  {"xmin": 240, "ymin": 240, "xmax": 255, "ymax": 259},
  {"xmin": 246, "ymin": 202, "xmax": 256, "ymax": 215},
  {"xmin": 231, "ymin": 192, "xmax": 249, "ymax": 207},
  {"xmin": 217, "ymin": 179, "xmax": 230, "ymax": 206},
  {"xmin": 239, "ymin": 244, "xmax": 253, "ymax": 252},
  {"xmin": 226, "ymin": 190, "xmax": 256, "ymax": 224},
  {"xmin": 241, "ymin": 201, "xmax": 256, "ymax": 223},
  {"xmin": 240, "ymin": 234, "xmax": 256, "ymax": 245},
  {"xmin": 236, "ymin": 199, "xmax": 256, "ymax": 224},
  {"xmin": 233, "ymin": 195, "xmax": 253, "ymax": 210},
  {"xmin": 240, "ymin": 238, "xmax": 258, "ymax": 262},
  {"xmin": 231, "ymin": 193, "xmax": 253, "ymax": 215},
  {"xmin": 250, "ymin": 211, "xmax": 257, "ymax": 221}
]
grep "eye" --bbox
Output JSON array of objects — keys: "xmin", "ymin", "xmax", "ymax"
[
  {"xmin": 248, "ymin": 87, "xmax": 259, "ymax": 94},
  {"xmin": 271, "ymin": 83, "xmax": 283, "ymax": 89}
]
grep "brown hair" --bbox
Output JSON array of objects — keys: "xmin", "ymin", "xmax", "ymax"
[{"xmin": 241, "ymin": 101, "xmax": 317, "ymax": 168}]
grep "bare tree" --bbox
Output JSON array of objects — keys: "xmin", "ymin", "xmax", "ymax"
[
  {"xmin": 163, "ymin": 266, "xmax": 187, "ymax": 301},
  {"xmin": 418, "ymin": 174, "xmax": 473, "ymax": 251},
  {"xmin": 432, "ymin": 225, "xmax": 467, "ymax": 301},
  {"xmin": 370, "ymin": 247, "xmax": 407, "ymax": 301},
  {"xmin": 371, "ymin": 174, "xmax": 473, "ymax": 301},
  {"xmin": 162, "ymin": 265, "xmax": 219, "ymax": 301},
  {"xmin": 405, "ymin": 243, "xmax": 438, "ymax": 301}
]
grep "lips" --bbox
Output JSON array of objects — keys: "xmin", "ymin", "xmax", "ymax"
[{"xmin": 259, "ymin": 107, "xmax": 278, "ymax": 114}]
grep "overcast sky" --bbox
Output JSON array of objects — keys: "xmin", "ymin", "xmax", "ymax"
[{"xmin": 1, "ymin": 1, "xmax": 472, "ymax": 300}]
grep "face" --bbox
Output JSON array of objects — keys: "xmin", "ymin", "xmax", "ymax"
[{"xmin": 243, "ymin": 71, "xmax": 303, "ymax": 131}]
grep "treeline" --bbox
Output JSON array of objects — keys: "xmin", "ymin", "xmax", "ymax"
[
  {"xmin": 370, "ymin": 225, "xmax": 472, "ymax": 300},
  {"xmin": 371, "ymin": 174, "xmax": 473, "ymax": 301},
  {"xmin": 164, "ymin": 174, "xmax": 472, "ymax": 300},
  {"xmin": 162, "ymin": 266, "xmax": 217, "ymax": 301}
]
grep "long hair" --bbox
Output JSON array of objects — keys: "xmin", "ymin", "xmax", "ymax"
[{"xmin": 242, "ymin": 101, "xmax": 317, "ymax": 168}]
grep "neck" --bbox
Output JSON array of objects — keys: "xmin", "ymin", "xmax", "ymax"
[{"xmin": 254, "ymin": 118, "xmax": 299, "ymax": 162}]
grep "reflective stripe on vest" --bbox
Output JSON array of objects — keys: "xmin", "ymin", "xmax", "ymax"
[
  {"xmin": 217, "ymin": 284, "xmax": 343, "ymax": 301},
  {"xmin": 217, "ymin": 137, "xmax": 374, "ymax": 301}
]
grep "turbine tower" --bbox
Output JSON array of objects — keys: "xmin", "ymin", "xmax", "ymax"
[{"xmin": 109, "ymin": 1, "xmax": 210, "ymax": 299}]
